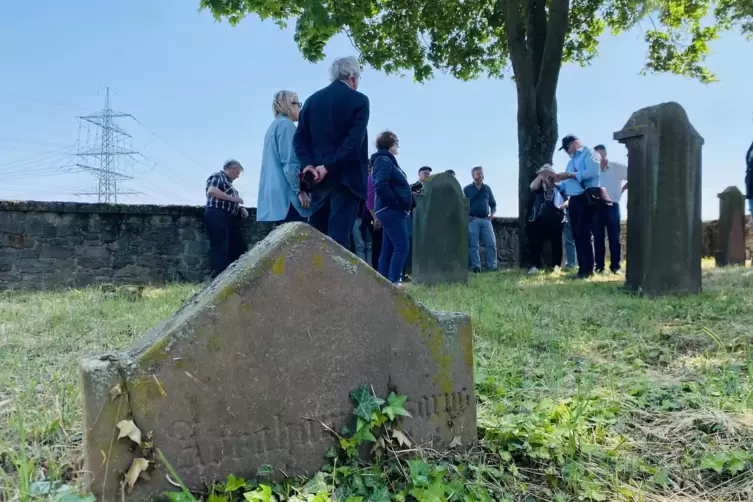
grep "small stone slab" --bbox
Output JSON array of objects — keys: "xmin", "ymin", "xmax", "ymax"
[
  {"xmin": 614, "ymin": 101, "xmax": 703, "ymax": 296},
  {"xmin": 412, "ymin": 173, "xmax": 469, "ymax": 285},
  {"xmin": 79, "ymin": 222, "xmax": 476, "ymax": 501},
  {"xmin": 716, "ymin": 186, "xmax": 746, "ymax": 266}
]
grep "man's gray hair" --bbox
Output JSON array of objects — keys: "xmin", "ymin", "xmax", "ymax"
[{"xmin": 329, "ymin": 56, "xmax": 362, "ymax": 82}]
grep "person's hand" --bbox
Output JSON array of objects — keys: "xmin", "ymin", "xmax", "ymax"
[
  {"xmin": 373, "ymin": 218, "xmax": 382, "ymax": 230},
  {"xmin": 240, "ymin": 207, "xmax": 249, "ymax": 219},
  {"xmin": 298, "ymin": 191, "xmax": 311, "ymax": 209},
  {"xmin": 313, "ymin": 165, "xmax": 328, "ymax": 182},
  {"xmin": 487, "ymin": 214, "xmax": 494, "ymax": 221},
  {"xmin": 553, "ymin": 172, "xmax": 570, "ymax": 182},
  {"xmin": 234, "ymin": 196, "xmax": 245, "ymax": 205}
]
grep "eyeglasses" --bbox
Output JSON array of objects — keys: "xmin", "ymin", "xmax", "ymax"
[{"xmin": 292, "ymin": 101, "xmax": 302, "ymax": 107}]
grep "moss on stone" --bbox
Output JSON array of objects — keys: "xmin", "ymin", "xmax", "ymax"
[
  {"xmin": 271, "ymin": 254, "xmax": 285, "ymax": 275},
  {"xmin": 137, "ymin": 337, "xmax": 170, "ymax": 370},
  {"xmin": 207, "ymin": 335, "xmax": 222, "ymax": 352}
]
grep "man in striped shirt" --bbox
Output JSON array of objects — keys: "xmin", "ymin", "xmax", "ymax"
[{"xmin": 204, "ymin": 160, "xmax": 248, "ymax": 278}]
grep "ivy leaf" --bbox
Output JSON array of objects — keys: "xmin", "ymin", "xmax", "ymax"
[
  {"xmin": 381, "ymin": 393, "xmax": 412, "ymax": 421},
  {"xmin": 224, "ymin": 474, "xmax": 247, "ymax": 492},
  {"xmin": 208, "ymin": 495, "xmax": 229, "ymax": 502},
  {"xmin": 368, "ymin": 486, "xmax": 390, "ymax": 502},
  {"xmin": 116, "ymin": 420, "xmax": 142, "ymax": 446},
  {"xmin": 653, "ymin": 469, "xmax": 670, "ymax": 487},
  {"xmin": 726, "ymin": 457, "xmax": 746, "ymax": 475},
  {"xmin": 243, "ymin": 484, "xmax": 275, "ymax": 502},
  {"xmin": 302, "ymin": 472, "xmax": 328, "ymax": 495},
  {"xmin": 351, "ymin": 386, "xmax": 385, "ymax": 420},
  {"xmin": 256, "ymin": 464, "xmax": 274, "ymax": 477}
]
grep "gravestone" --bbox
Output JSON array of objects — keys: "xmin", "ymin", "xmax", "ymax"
[
  {"xmin": 79, "ymin": 223, "xmax": 476, "ymax": 501},
  {"xmin": 412, "ymin": 172, "xmax": 469, "ymax": 284},
  {"xmin": 715, "ymin": 186, "xmax": 746, "ymax": 267},
  {"xmin": 614, "ymin": 101, "xmax": 703, "ymax": 295}
]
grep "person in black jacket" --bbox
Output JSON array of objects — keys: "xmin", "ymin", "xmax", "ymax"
[
  {"xmin": 293, "ymin": 56, "xmax": 370, "ymax": 249},
  {"xmin": 746, "ymin": 139, "xmax": 753, "ymax": 218},
  {"xmin": 372, "ymin": 131, "xmax": 412, "ymax": 284},
  {"xmin": 528, "ymin": 164, "xmax": 565, "ymax": 274}
]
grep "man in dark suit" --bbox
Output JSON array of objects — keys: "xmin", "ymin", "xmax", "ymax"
[{"xmin": 293, "ymin": 56, "xmax": 370, "ymax": 249}]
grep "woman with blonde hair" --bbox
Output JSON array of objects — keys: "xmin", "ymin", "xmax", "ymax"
[{"xmin": 257, "ymin": 90, "xmax": 311, "ymax": 224}]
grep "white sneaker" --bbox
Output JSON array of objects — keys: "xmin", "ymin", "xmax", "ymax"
[{"xmin": 528, "ymin": 267, "xmax": 539, "ymax": 275}]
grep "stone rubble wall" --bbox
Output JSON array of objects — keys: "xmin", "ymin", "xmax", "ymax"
[{"xmin": 0, "ymin": 201, "xmax": 750, "ymax": 289}]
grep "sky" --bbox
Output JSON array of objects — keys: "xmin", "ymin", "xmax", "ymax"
[{"xmin": 0, "ymin": 0, "xmax": 751, "ymax": 220}]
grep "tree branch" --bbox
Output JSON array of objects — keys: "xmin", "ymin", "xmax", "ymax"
[
  {"xmin": 526, "ymin": 0, "xmax": 548, "ymax": 85},
  {"xmin": 503, "ymin": 0, "xmax": 532, "ymax": 92},
  {"xmin": 536, "ymin": 0, "xmax": 570, "ymax": 104}
]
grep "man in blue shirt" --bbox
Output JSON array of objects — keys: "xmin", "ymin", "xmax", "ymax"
[
  {"xmin": 463, "ymin": 166, "xmax": 498, "ymax": 273},
  {"xmin": 554, "ymin": 135, "xmax": 601, "ymax": 278}
]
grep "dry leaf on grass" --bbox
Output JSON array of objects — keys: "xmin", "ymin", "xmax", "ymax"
[
  {"xmin": 392, "ymin": 429, "xmax": 412, "ymax": 448},
  {"xmin": 109, "ymin": 384, "xmax": 122, "ymax": 401},
  {"xmin": 125, "ymin": 458, "xmax": 150, "ymax": 490},
  {"xmin": 449, "ymin": 436, "xmax": 462, "ymax": 448},
  {"xmin": 116, "ymin": 419, "xmax": 142, "ymax": 446}
]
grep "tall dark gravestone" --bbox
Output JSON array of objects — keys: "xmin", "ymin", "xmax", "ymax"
[
  {"xmin": 613, "ymin": 102, "xmax": 703, "ymax": 296},
  {"xmin": 412, "ymin": 173, "xmax": 469, "ymax": 285},
  {"xmin": 715, "ymin": 186, "xmax": 746, "ymax": 266}
]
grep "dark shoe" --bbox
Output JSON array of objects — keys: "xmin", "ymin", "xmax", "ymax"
[
  {"xmin": 595, "ymin": 268, "xmax": 605, "ymax": 274},
  {"xmin": 472, "ymin": 268, "xmax": 481, "ymax": 274},
  {"xmin": 401, "ymin": 274, "xmax": 412, "ymax": 283},
  {"xmin": 568, "ymin": 272, "xmax": 593, "ymax": 280},
  {"xmin": 610, "ymin": 268, "xmax": 622, "ymax": 275}
]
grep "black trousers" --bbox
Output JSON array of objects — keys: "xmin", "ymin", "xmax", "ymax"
[
  {"xmin": 568, "ymin": 193, "xmax": 596, "ymax": 276},
  {"xmin": 528, "ymin": 219, "xmax": 564, "ymax": 269},
  {"xmin": 204, "ymin": 207, "xmax": 247, "ymax": 279}
]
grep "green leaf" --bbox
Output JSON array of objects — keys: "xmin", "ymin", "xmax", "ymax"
[
  {"xmin": 368, "ymin": 486, "xmax": 391, "ymax": 502},
  {"xmin": 167, "ymin": 493, "xmax": 197, "ymax": 502},
  {"xmin": 224, "ymin": 474, "xmax": 247, "ymax": 492},
  {"xmin": 700, "ymin": 454, "xmax": 727, "ymax": 474},
  {"xmin": 351, "ymin": 386, "xmax": 385, "ymax": 420},
  {"xmin": 257, "ymin": 464, "xmax": 274, "ymax": 477},
  {"xmin": 726, "ymin": 457, "xmax": 747, "ymax": 475},
  {"xmin": 653, "ymin": 469, "xmax": 670, "ymax": 487},
  {"xmin": 244, "ymin": 484, "xmax": 275, "ymax": 502},
  {"xmin": 53, "ymin": 485, "xmax": 96, "ymax": 502},
  {"xmin": 208, "ymin": 495, "xmax": 229, "ymax": 502},
  {"xmin": 302, "ymin": 472, "xmax": 329, "ymax": 495},
  {"xmin": 381, "ymin": 393, "xmax": 412, "ymax": 421}
]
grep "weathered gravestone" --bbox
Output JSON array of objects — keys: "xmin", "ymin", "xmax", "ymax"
[
  {"xmin": 715, "ymin": 186, "xmax": 746, "ymax": 267},
  {"xmin": 614, "ymin": 101, "xmax": 703, "ymax": 295},
  {"xmin": 412, "ymin": 172, "xmax": 469, "ymax": 284},
  {"xmin": 79, "ymin": 222, "xmax": 476, "ymax": 501}
]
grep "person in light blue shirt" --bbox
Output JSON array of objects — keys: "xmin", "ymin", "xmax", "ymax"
[
  {"xmin": 554, "ymin": 134, "xmax": 601, "ymax": 278},
  {"xmin": 256, "ymin": 90, "xmax": 312, "ymax": 225}
]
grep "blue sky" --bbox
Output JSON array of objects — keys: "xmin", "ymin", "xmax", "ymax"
[{"xmin": 0, "ymin": 0, "xmax": 751, "ymax": 219}]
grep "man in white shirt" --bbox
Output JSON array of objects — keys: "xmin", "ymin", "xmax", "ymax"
[{"xmin": 593, "ymin": 145, "xmax": 627, "ymax": 274}]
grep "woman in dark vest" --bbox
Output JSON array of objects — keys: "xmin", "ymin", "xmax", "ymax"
[{"xmin": 528, "ymin": 164, "xmax": 565, "ymax": 274}]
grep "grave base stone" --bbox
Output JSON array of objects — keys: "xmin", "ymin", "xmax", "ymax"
[{"xmin": 79, "ymin": 222, "xmax": 477, "ymax": 501}]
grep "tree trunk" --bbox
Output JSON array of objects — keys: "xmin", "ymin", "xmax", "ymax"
[
  {"xmin": 516, "ymin": 93, "xmax": 558, "ymax": 267},
  {"xmin": 503, "ymin": 0, "xmax": 570, "ymax": 267}
]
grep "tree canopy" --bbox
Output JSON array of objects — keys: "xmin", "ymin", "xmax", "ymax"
[{"xmin": 200, "ymin": 0, "xmax": 750, "ymax": 85}]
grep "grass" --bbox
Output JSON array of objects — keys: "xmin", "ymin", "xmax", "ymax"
[{"xmin": 1, "ymin": 263, "xmax": 752, "ymax": 500}]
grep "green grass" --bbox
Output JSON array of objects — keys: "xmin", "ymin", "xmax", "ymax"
[{"xmin": 1, "ymin": 264, "xmax": 752, "ymax": 501}]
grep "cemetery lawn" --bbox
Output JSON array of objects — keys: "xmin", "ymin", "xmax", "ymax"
[{"xmin": 1, "ymin": 264, "xmax": 752, "ymax": 501}]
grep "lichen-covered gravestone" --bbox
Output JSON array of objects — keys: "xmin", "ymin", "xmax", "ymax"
[
  {"xmin": 412, "ymin": 172, "xmax": 469, "ymax": 285},
  {"xmin": 715, "ymin": 186, "xmax": 746, "ymax": 267},
  {"xmin": 614, "ymin": 102, "xmax": 703, "ymax": 296},
  {"xmin": 79, "ymin": 223, "xmax": 476, "ymax": 501}
]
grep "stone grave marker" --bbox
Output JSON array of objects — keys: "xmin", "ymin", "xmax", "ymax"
[
  {"xmin": 614, "ymin": 101, "xmax": 703, "ymax": 295},
  {"xmin": 79, "ymin": 222, "xmax": 476, "ymax": 501},
  {"xmin": 715, "ymin": 186, "xmax": 746, "ymax": 267},
  {"xmin": 412, "ymin": 172, "xmax": 470, "ymax": 284}
]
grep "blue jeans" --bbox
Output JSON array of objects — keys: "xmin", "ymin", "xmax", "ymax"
[
  {"xmin": 378, "ymin": 208, "xmax": 409, "ymax": 283},
  {"xmin": 563, "ymin": 214, "xmax": 577, "ymax": 268},
  {"xmin": 593, "ymin": 204, "xmax": 621, "ymax": 272},
  {"xmin": 469, "ymin": 217, "xmax": 497, "ymax": 270},
  {"xmin": 308, "ymin": 185, "xmax": 360, "ymax": 249},
  {"xmin": 352, "ymin": 217, "xmax": 372, "ymax": 264}
]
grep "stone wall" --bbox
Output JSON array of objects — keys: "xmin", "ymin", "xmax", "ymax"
[
  {"xmin": 0, "ymin": 201, "xmax": 273, "ymax": 290},
  {"xmin": 0, "ymin": 201, "xmax": 750, "ymax": 290}
]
